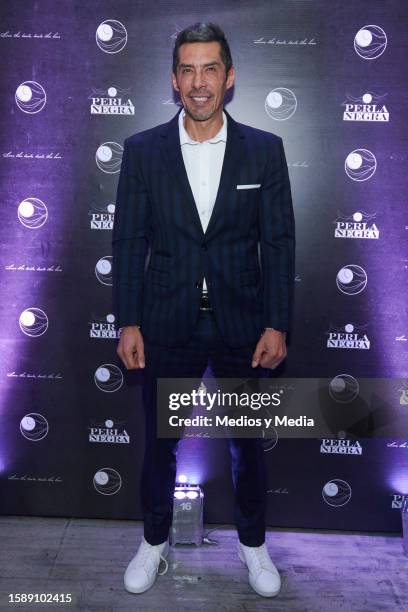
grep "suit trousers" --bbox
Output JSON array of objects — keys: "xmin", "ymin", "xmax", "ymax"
[{"xmin": 141, "ymin": 308, "xmax": 271, "ymax": 547}]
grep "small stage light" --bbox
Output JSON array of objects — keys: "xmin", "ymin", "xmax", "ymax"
[{"xmin": 171, "ymin": 482, "xmax": 204, "ymax": 546}]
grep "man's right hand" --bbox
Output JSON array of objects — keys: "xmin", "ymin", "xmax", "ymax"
[{"xmin": 116, "ymin": 326, "xmax": 145, "ymax": 370}]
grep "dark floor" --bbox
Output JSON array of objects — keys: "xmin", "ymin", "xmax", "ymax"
[{"xmin": 0, "ymin": 516, "xmax": 407, "ymax": 611}]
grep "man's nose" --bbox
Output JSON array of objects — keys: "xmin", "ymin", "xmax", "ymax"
[{"xmin": 192, "ymin": 69, "xmax": 206, "ymax": 90}]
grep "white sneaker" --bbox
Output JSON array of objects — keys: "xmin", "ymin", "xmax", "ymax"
[
  {"xmin": 238, "ymin": 541, "xmax": 281, "ymax": 597},
  {"xmin": 124, "ymin": 536, "xmax": 169, "ymax": 594}
]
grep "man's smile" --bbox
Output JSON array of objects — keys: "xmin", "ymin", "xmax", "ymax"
[{"xmin": 189, "ymin": 94, "xmax": 212, "ymax": 106}]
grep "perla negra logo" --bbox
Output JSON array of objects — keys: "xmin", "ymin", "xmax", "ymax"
[{"xmin": 343, "ymin": 92, "xmax": 389, "ymax": 122}]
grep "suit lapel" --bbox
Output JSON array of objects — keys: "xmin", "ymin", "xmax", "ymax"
[
  {"xmin": 159, "ymin": 107, "xmax": 246, "ymax": 241},
  {"xmin": 159, "ymin": 108, "xmax": 204, "ymax": 239},
  {"xmin": 204, "ymin": 109, "xmax": 246, "ymax": 239}
]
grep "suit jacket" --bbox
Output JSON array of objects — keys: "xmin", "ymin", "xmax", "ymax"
[{"xmin": 111, "ymin": 108, "xmax": 296, "ymax": 348}]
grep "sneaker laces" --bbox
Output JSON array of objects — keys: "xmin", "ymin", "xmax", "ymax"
[
  {"xmin": 247, "ymin": 544, "xmax": 274, "ymax": 576},
  {"xmin": 139, "ymin": 541, "xmax": 169, "ymax": 576}
]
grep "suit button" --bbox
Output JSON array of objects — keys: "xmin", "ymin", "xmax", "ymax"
[{"xmin": 201, "ymin": 244, "xmax": 207, "ymax": 251}]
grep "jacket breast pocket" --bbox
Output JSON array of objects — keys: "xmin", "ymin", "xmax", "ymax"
[{"xmin": 235, "ymin": 187, "xmax": 261, "ymax": 209}]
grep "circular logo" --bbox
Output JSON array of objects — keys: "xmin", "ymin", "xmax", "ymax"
[
  {"xmin": 93, "ymin": 468, "xmax": 122, "ymax": 495},
  {"xmin": 345, "ymin": 149, "xmax": 376, "ymax": 181},
  {"xmin": 94, "ymin": 364, "xmax": 124, "ymax": 392},
  {"xmin": 262, "ymin": 426, "xmax": 279, "ymax": 452},
  {"xmin": 95, "ymin": 256, "xmax": 113, "ymax": 285},
  {"xmin": 354, "ymin": 25, "xmax": 387, "ymax": 60},
  {"xmin": 265, "ymin": 88, "xmax": 297, "ymax": 121},
  {"xmin": 15, "ymin": 81, "xmax": 46, "ymax": 114},
  {"xmin": 353, "ymin": 211, "xmax": 363, "ymax": 223},
  {"xmin": 20, "ymin": 413, "xmax": 49, "ymax": 441},
  {"xmin": 322, "ymin": 479, "xmax": 352, "ymax": 507},
  {"xmin": 344, "ymin": 149, "xmax": 377, "ymax": 182},
  {"xmin": 19, "ymin": 308, "xmax": 48, "ymax": 337},
  {"xmin": 95, "ymin": 142, "xmax": 123, "ymax": 174},
  {"xmin": 96, "ymin": 20, "xmax": 127, "ymax": 54},
  {"xmin": 329, "ymin": 375, "xmax": 360, "ymax": 403},
  {"xmin": 18, "ymin": 198, "xmax": 48, "ymax": 229},
  {"xmin": 336, "ymin": 265, "xmax": 367, "ymax": 295}
]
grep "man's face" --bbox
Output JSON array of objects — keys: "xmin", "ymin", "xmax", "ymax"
[{"xmin": 172, "ymin": 41, "xmax": 235, "ymax": 122}]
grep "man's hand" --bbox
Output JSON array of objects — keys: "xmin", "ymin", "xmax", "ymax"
[
  {"xmin": 117, "ymin": 326, "xmax": 145, "ymax": 370},
  {"xmin": 252, "ymin": 329, "xmax": 287, "ymax": 369}
]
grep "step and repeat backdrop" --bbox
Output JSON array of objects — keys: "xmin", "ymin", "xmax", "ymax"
[{"xmin": 1, "ymin": 0, "xmax": 407, "ymax": 532}]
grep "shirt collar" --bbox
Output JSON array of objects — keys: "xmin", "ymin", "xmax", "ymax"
[{"xmin": 179, "ymin": 108, "xmax": 227, "ymax": 145}]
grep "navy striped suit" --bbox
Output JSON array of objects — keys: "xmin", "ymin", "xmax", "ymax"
[
  {"xmin": 111, "ymin": 108, "xmax": 296, "ymax": 547},
  {"xmin": 112, "ymin": 108, "xmax": 295, "ymax": 347}
]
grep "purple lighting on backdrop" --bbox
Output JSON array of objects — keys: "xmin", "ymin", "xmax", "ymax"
[
  {"xmin": 1, "ymin": 63, "xmax": 77, "ymax": 475},
  {"xmin": 343, "ymin": 140, "xmax": 407, "ymax": 378},
  {"xmin": 389, "ymin": 470, "xmax": 408, "ymax": 496},
  {"xmin": 0, "ymin": 0, "xmax": 406, "ymax": 533}
]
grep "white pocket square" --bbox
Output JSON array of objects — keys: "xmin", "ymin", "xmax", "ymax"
[{"xmin": 236, "ymin": 184, "xmax": 261, "ymax": 190}]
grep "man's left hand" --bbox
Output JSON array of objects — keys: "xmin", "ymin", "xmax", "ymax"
[{"xmin": 251, "ymin": 329, "xmax": 287, "ymax": 369}]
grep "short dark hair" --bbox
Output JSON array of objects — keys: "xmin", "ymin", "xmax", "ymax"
[{"xmin": 172, "ymin": 22, "xmax": 233, "ymax": 75}]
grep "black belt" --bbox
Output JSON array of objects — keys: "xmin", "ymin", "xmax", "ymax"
[{"xmin": 199, "ymin": 292, "xmax": 212, "ymax": 311}]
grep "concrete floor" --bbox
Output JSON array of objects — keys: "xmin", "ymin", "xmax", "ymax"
[{"xmin": 0, "ymin": 516, "xmax": 407, "ymax": 611}]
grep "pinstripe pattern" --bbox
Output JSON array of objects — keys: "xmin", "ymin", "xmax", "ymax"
[{"xmin": 112, "ymin": 108, "xmax": 296, "ymax": 348}]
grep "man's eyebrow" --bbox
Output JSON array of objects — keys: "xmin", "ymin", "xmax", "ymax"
[{"xmin": 178, "ymin": 61, "xmax": 221, "ymax": 68}]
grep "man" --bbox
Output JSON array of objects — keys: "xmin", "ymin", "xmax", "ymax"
[{"xmin": 112, "ymin": 22, "xmax": 295, "ymax": 598}]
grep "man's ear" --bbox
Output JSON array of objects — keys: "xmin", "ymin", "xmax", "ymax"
[
  {"xmin": 172, "ymin": 72, "xmax": 180, "ymax": 92},
  {"xmin": 226, "ymin": 65, "xmax": 235, "ymax": 91}
]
